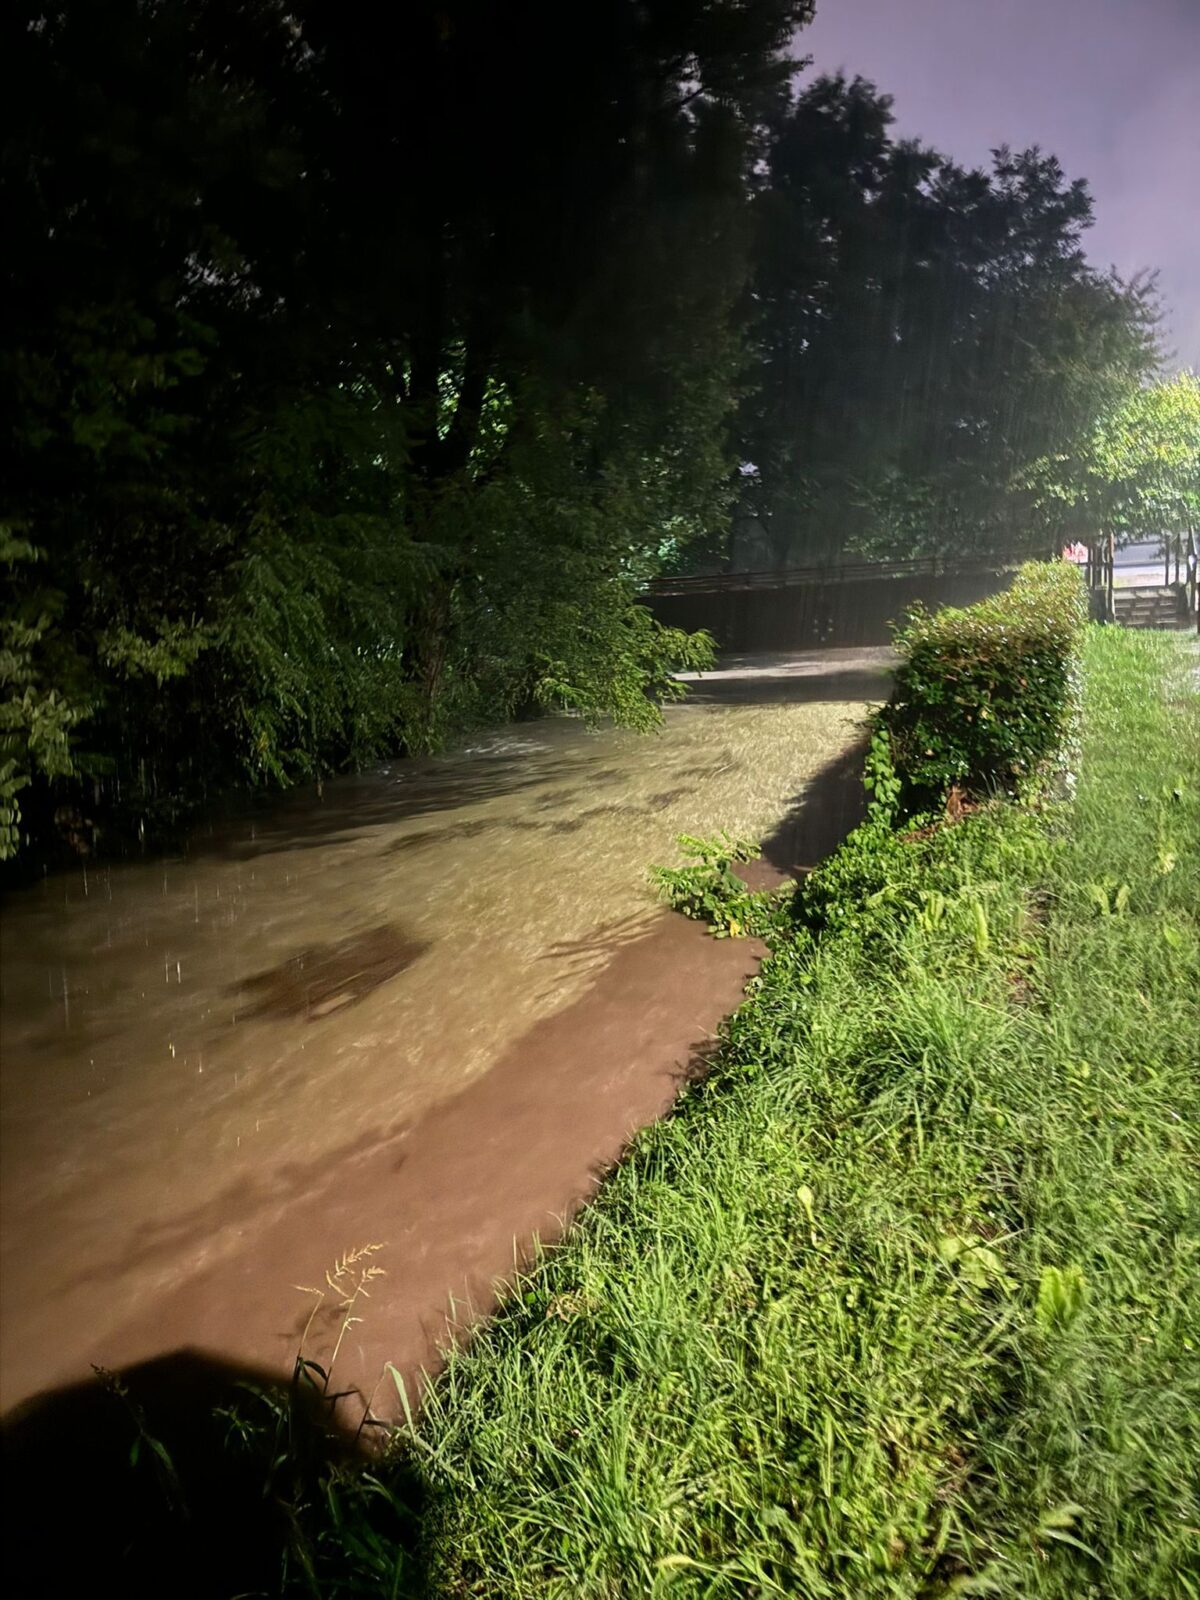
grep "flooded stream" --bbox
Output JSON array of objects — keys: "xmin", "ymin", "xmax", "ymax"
[{"xmin": 0, "ymin": 649, "xmax": 891, "ymax": 1411}]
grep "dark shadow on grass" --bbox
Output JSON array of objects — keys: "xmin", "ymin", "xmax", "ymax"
[{"xmin": 1, "ymin": 1350, "xmax": 425, "ymax": 1600}]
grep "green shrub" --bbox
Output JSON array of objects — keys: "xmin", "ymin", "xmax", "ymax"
[
  {"xmin": 796, "ymin": 816, "xmax": 924, "ymax": 937},
  {"xmin": 880, "ymin": 560, "xmax": 1087, "ymax": 806},
  {"xmin": 650, "ymin": 831, "xmax": 791, "ymax": 939}
]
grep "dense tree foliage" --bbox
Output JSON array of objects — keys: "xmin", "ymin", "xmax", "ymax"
[
  {"xmin": 730, "ymin": 75, "xmax": 1160, "ymax": 568},
  {"xmin": 0, "ymin": 5, "xmax": 1169, "ymax": 862},
  {"xmin": 1, "ymin": 0, "xmax": 813, "ymax": 856},
  {"xmin": 1026, "ymin": 370, "xmax": 1200, "ymax": 553}
]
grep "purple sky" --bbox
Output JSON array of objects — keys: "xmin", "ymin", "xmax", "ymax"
[{"xmin": 794, "ymin": 0, "xmax": 1200, "ymax": 370}]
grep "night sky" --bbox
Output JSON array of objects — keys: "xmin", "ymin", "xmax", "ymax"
[{"xmin": 797, "ymin": 0, "xmax": 1200, "ymax": 370}]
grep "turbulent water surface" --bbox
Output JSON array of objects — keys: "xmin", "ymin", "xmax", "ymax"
[{"xmin": 0, "ymin": 648, "xmax": 891, "ymax": 1409}]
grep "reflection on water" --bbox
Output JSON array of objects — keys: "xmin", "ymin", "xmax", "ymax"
[{"xmin": 0, "ymin": 648, "xmax": 891, "ymax": 1408}]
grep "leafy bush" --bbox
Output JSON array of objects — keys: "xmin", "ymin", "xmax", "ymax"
[
  {"xmin": 796, "ymin": 816, "xmax": 925, "ymax": 937},
  {"xmin": 797, "ymin": 798, "xmax": 1058, "ymax": 955},
  {"xmin": 651, "ymin": 832, "xmax": 790, "ymax": 939},
  {"xmin": 879, "ymin": 560, "xmax": 1087, "ymax": 806},
  {"xmin": 861, "ymin": 725, "xmax": 902, "ymax": 826},
  {"xmin": 0, "ymin": 528, "xmax": 89, "ymax": 859}
]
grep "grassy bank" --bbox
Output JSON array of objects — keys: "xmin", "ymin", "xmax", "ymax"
[{"xmin": 391, "ymin": 625, "xmax": 1198, "ymax": 1597}]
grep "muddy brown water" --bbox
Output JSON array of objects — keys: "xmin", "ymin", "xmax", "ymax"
[{"xmin": 0, "ymin": 648, "xmax": 891, "ymax": 1419}]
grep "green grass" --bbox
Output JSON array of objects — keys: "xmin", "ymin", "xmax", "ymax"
[{"xmin": 383, "ymin": 628, "xmax": 1199, "ymax": 1598}]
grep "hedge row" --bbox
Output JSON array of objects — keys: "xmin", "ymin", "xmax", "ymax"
[{"xmin": 879, "ymin": 560, "xmax": 1088, "ymax": 805}]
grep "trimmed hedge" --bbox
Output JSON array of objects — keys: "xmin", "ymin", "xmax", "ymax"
[{"xmin": 880, "ymin": 560, "xmax": 1087, "ymax": 804}]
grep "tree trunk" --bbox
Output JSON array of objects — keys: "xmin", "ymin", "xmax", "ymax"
[{"xmin": 1107, "ymin": 528, "xmax": 1115, "ymax": 623}]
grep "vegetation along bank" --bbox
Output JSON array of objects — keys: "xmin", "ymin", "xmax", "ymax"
[
  {"xmin": 394, "ymin": 570, "xmax": 1199, "ymax": 1598},
  {"xmin": 14, "ymin": 564, "xmax": 1195, "ymax": 1597},
  {"xmin": 343, "ymin": 565, "xmax": 1190, "ymax": 1600}
]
